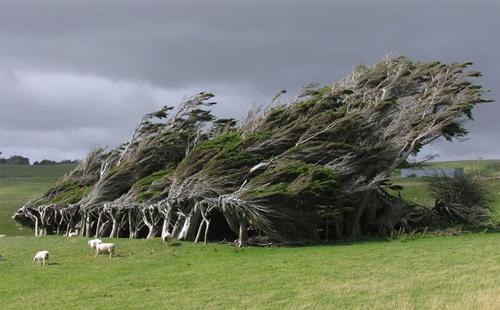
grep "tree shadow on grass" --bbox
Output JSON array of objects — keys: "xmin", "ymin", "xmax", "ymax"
[{"xmin": 165, "ymin": 241, "xmax": 182, "ymax": 247}]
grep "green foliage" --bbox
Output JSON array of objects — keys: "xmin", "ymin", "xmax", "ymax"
[
  {"xmin": 196, "ymin": 132, "xmax": 243, "ymax": 152},
  {"xmin": 131, "ymin": 169, "xmax": 172, "ymax": 202},
  {"xmin": 50, "ymin": 182, "xmax": 92, "ymax": 204},
  {"xmin": 246, "ymin": 182, "xmax": 290, "ymax": 197},
  {"xmin": 293, "ymin": 98, "xmax": 316, "ymax": 114},
  {"xmin": 192, "ymin": 132, "xmax": 264, "ymax": 173},
  {"xmin": 175, "ymin": 132, "xmax": 249, "ymax": 178},
  {"xmin": 316, "ymin": 85, "xmax": 332, "ymax": 95},
  {"xmin": 246, "ymin": 130, "xmax": 273, "ymax": 141},
  {"xmin": 133, "ymin": 169, "xmax": 171, "ymax": 191},
  {"xmin": 300, "ymin": 166, "xmax": 339, "ymax": 195},
  {"xmin": 208, "ymin": 148, "xmax": 263, "ymax": 171},
  {"xmin": 244, "ymin": 162, "xmax": 339, "ymax": 205},
  {"xmin": 265, "ymin": 105, "xmax": 288, "ymax": 123},
  {"xmin": 137, "ymin": 191, "xmax": 163, "ymax": 202}
]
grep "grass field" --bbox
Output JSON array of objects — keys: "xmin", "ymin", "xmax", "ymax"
[
  {"xmin": 2, "ymin": 162, "xmax": 500, "ymax": 309},
  {"xmin": 0, "ymin": 164, "xmax": 75, "ymax": 236},
  {"xmin": 1, "ymin": 234, "xmax": 500, "ymax": 309}
]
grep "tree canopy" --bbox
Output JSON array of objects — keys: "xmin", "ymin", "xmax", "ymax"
[{"xmin": 13, "ymin": 56, "xmax": 493, "ymax": 245}]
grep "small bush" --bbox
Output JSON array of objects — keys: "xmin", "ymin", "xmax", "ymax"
[{"xmin": 427, "ymin": 174, "xmax": 492, "ymax": 225}]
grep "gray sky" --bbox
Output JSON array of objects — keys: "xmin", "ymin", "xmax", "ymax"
[{"xmin": 1, "ymin": 0, "xmax": 499, "ymax": 162}]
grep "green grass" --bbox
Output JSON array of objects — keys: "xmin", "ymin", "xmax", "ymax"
[
  {"xmin": 0, "ymin": 164, "xmax": 75, "ymax": 236},
  {"xmin": 1, "ymin": 234, "xmax": 500, "ymax": 308},
  {"xmin": 0, "ymin": 164, "xmax": 76, "ymax": 178}
]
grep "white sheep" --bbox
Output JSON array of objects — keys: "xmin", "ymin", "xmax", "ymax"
[
  {"xmin": 68, "ymin": 230, "xmax": 79, "ymax": 238},
  {"xmin": 33, "ymin": 250, "xmax": 49, "ymax": 265},
  {"xmin": 88, "ymin": 239, "xmax": 102, "ymax": 253},
  {"xmin": 95, "ymin": 243, "xmax": 115, "ymax": 258},
  {"xmin": 162, "ymin": 232, "xmax": 174, "ymax": 245}
]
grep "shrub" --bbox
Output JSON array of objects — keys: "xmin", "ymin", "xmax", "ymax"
[{"xmin": 427, "ymin": 174, "xmax": 492, "ymax": 225}]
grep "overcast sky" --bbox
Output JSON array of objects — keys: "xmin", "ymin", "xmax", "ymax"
[{"xmin": 1, "ymin": 0, "xmax": 499, "ymax": 162}]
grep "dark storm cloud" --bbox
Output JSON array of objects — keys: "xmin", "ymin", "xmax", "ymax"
[{"xmin": 0, "ymin": 0, "xmax": 499, "ymax": 161}]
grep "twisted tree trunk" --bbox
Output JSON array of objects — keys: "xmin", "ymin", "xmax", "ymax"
[{"xmin": 238, "ymin": 222, "xmax": 248, "ymax": 247}]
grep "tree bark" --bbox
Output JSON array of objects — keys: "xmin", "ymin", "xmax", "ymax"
[
  {"xmin": 238, "ymin": 221, "xmax": 248, "ymax": 247},
  {"xmin": 204, "ymin": 220, "xmax": 211, "ymax": 244},
  {"xmin": 160, "ymin": 203, "xmax": 174, "ymax": 239},
  {"xmin": 95, "ymin": 213, "xmax": 102, "ymax": 238},
  {"xmin": 178, "ymin": 207, "xmax": 201, "ymax": 241},
  {"xmin": 194, "ymin": 220, "xmax": 205, "ymax": 243}
]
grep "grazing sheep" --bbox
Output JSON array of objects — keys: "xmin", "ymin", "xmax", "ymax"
[
  {"xmin": 33, "ymin": 250, "xmax": 49, "ymax": 265},
  {"xmin": 68, "ymin": 230, "xmax": 79, "ymax": 238},
  {"xmin": 162, "ymin": 232, "xmax": 174, "ymax": 245},
  {"xmin": 0, "ymin": 234, "xmax": 6, "ymax": 238},
  {"xmin": 88, "ymin": 239, "xmax": 102, "ymax": 253},
  {"xmin": 95, "ymin": 243, "xmax": 115, "ymax": 258}
]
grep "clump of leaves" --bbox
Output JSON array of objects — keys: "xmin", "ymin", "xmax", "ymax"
[
  {"xmin": 50, "ymin": 182, "xmax": 92, "ymax": 204},
  {"xmin": 133, "ymin": 169, "xmax": 172, "ymax": 202}
]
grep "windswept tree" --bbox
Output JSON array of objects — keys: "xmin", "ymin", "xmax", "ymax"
[
  {"xmin": 14, "ymin": 56, "xmax": 492, "ymax": 245},
  {"xmin": 428, "ymin": 174, "xmax": 492, "ymax": 225}
]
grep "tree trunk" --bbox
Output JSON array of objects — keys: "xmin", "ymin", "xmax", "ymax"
[
  {"xmin": 238, "ymin": 222, "xmax": 248, "ymax": 247},
  {"xmin": 95, "ymin": 213, "xmax": 102, "ymax": 238},
  {"xmin": 178, "ymin": 208, "xmax": 201, "ymax": 241},
  {"xmin": 146, "ymin": 226, "xmax": 157, "ymax": 239},
  {"xmin": 65, "ymin": 221, "xmax": 71, "ymax": 236},
  {"xmin": 178, "ymin": 216, "xmax": 191, "ymax": 240},
  {"xmin": 128, "ymin": 210, "xmax": 135, "ymax": 239},
  {"xmin": 110, "ymin": 218, "xmax": 118, "ymax": 238},
  {"xmin": 80, "ymin": 213, "xmax": 86, "ymax": 237},
  {"xmin": 204, "ymin": 220, "xmax": 211, "ymax": 244},
  {"xmin": 194, "ymin": 220, "xmax": 205, "ymax": 243},
  {"xmin": 34, "ymin": 217, "xmax": 39, "ymax": 236},
  {"xmin": 83, "ymin": 212, "xmax": 93, "ymax": 237},
  {"xmin": 160, "ymin": 203, "xmax": 174, "ymax": 239},
  {"xmin": 172, "ymin": 217, "xmax": 184, "ymax": 238}
]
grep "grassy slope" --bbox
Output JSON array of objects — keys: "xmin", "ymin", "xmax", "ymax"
[
  {"xmin": 1, "ymin": 235, "xmax": 500, "ymax": 309},
  {"xmin": 0, "ymin": 164, "xmax": 75, "ymax": 236}
]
